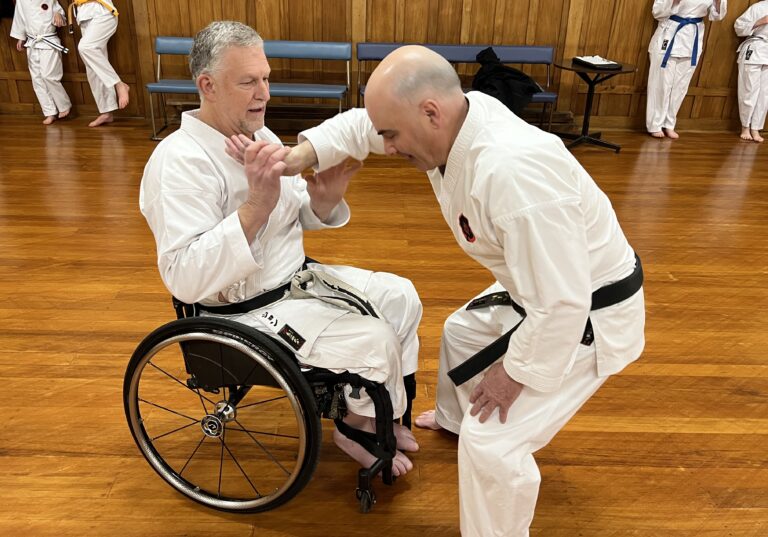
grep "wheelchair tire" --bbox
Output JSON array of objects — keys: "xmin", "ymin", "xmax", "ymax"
[{"xmin": 124, "ymin": 316, "xmax": 321, "ymax": 513}]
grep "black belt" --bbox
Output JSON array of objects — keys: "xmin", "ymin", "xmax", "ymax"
[
  {"xmin": 193, "ymin": 257, "xmax": 317, "ymax": 316},
  {"xmin": 448, "ymin": 254, "xmax": 643, "ymax": 386}
]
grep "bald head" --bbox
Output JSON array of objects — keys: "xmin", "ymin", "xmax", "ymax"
[
  {"xmin": 363, "ymin": 46, "xmax": 468, "ymax": 172},
  {"xmin": 367, "ymin": 45, "xmax": 463, "ymax": 104}
]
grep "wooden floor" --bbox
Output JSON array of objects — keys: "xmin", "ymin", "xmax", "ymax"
[{"xmin": 0, "ymin": 114, "xmax": 766, "ymax": 536}]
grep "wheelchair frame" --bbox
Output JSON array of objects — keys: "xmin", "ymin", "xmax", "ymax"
[{"xmin": 123, "ymin": 300, "xmax": 415, "ymax": 513}]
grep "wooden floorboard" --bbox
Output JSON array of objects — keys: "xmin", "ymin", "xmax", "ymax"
[{"xmin": 0, "ymin": 115, "xmax": 766, "ymax": 535}]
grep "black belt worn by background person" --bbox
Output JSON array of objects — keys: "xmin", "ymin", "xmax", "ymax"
[{"xmin": 448, "ymin": 254, "xmax": 643, "ymax": 387}]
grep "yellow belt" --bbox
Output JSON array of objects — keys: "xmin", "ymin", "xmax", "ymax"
[{"xmin": 67, "ymin": 0, "xmax": 119, "ymax": 33}]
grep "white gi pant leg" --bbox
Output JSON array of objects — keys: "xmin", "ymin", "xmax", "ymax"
[
  {"xmin": 362, "ymin": 271, "xmax": 422, "ymax": 377},
  {"xmin": 27, "ymin": 48, "xmax": 70, "ymax": 117},
  {"xmin": 434, "ymin": 282, "xmax": 523, "ymax": 434},
  {"xmin": 739, "ymin": 64, "xmax": 768, "ymax": 130},
  {"xmin": 458, "ymin": 343, "xmax": 606, "ymax": 537},
  {"xmin": 646, "ymin": 53, "xmax": 698, "ymax": 132},
  {"xmin": 78, "ymin": 15, "xmax": 120, "ymax": 113}
]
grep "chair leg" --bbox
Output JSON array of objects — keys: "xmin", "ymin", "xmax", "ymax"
[{"xmin": 547, "ymin": 102, "xmax": 555, "ymax": 132}]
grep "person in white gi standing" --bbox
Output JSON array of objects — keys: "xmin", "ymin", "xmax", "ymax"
[
  {"xmin": 11, "ymin": 0, "xmax": 71, "ymax": 124},
  {"xmin": 257, "ymin": 46, "xmax": 645, "ymax": 537},
  {"xmin": 140, "ymin": 22, "xmax": 422, "ymax": 476},
  {"xmin": 734, "ymin": 0, "xmax": 768, "ymax": 142},
  {"xmin": 646, "ymin": 0, "xmax": 727, "ymax": 138},
  {"xmin": 69, "ymin": 0, "xmax": 129, "ymax": 126}
]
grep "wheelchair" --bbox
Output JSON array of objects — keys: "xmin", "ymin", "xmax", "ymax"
[{"xmin": 123, "ymin": 298, "xmax": 416, "ymax": 514}]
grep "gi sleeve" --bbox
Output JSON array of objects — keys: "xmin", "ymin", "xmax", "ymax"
[
  {"xmin": 298, "ymin": 108, "xmax": 385, "ymax": 172},
  {"xmin": 485, "ymin": 155, "xmax": 592, "ymax": 393},
  {"xmin": 734, "ymin": 4, "xmax": 757, "ymax": 36},
  {"xmin": 10, "ymin": 4, "xmax": 26, "ymax": 41},
  {"xmin": 139, "ymin": 149, "xmax": 262, "ymax": 304},
  {"xmin": 709, "ymin": 0, "xmax": 727, "ymax": 21},
  {"xmin": 290, "ymin": 174, "xmax": 352, "ymax": 230},
  {"xmin": 652, "ymin": 0, "xmax": 676, "ymax": 20}
]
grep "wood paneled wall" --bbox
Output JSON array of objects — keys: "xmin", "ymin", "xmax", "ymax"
[{"xmin": 0, "ymin": 0, "xmax": 761, "ymax": 129}]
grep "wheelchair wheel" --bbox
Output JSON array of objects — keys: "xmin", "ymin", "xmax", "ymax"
[{"xmin": 124, "ymin": 316, "xmax": 321, "ymax": 513}]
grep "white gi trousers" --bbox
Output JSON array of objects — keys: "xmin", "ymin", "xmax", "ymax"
[
  {"xmin": 78, "ymin": 15, "xmax": 120, "ymax": 113},
  {"xmin": 26, "ymin": 47, "xmax": 71, "ymax": 117},
  {"xmin": 646, "ymin": 52, "xmax": 700, "ymax": 132},
  {"xmin": 738, "ymin": 63, "xmax": 768, "ymax": 130},
  {"xmin": 435, "ymin": 282, "xmax": 607, "ymax": 537},
  {"xmin": 226, "ymin": 266, "xmax": 422, "ymax": 419}
]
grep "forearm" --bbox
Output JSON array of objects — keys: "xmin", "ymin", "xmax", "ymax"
[{"xmin": 298, "ymin": 108, "xmax": 384, "ymax": 171}]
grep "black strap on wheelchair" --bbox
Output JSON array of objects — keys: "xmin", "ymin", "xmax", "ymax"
[{"xmin": 448, "ymin": 254, "xmax": 643, "ymax": 387}]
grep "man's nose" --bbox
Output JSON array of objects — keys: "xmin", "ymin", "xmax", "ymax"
[
  {"xmin": 255, "ymin": 80, "xmax": 270, "ymax": 101},
  {"xmin": 384, "ymin": 139, "xmax": 398, "ymax": 155}
]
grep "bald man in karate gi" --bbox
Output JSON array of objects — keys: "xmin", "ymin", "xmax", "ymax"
[{"xmin": 237, "ymin": 46, "xmax": 645, "ymax": 537}]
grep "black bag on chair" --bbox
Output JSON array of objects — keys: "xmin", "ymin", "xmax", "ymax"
[{"xmin": 472, "ymin": 47, "xmax": 541, "ymax": 116}]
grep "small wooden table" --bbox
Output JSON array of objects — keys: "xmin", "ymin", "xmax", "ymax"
[{"xmin": 554, "ymin": 61, "xmax": 636, "ymax": 153}]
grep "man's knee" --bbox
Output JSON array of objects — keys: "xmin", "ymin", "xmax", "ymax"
[
  {"xmin": 459, "ymin": 417, "xmax": 538, "ymax": 482},
  {"xmin": 371, "ymin": 273, "xmax": 422, "ymax": 325}
]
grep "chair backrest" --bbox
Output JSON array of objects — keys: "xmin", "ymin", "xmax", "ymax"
[
  {"xmin": 155, "ymin": 36, "xmax": 194, "ymax": 56},
  {"xmin": 263, "ymin": 40, "xmax": 351, "ymax": 61}
]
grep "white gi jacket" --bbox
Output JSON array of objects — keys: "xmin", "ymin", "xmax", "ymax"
[
  {"xmin": 649, "ymin": 0, "xmax": 727, "ymax": 58},
  {"xmin": 735, "ymin": 1, "xmax": 768, "ymax": 65},
  {"xmin": 74, "ymin": 0, "xmax": 115, "ymax": 23},
  {"xmin": 300, "ymin": 92, "xmax": 645, "ymax": 393},
  {"xmin": 10, "ymin": 0, "xmax": 66, "ymax": 50},
  {"xmin": 140, "ymin": 110, "xmax": 356, "ymax": 358}
]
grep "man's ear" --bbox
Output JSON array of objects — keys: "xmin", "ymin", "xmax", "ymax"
[
  {"xmin": 196, "ymin": 73, "xmax": 216, "ymax": 101},
  {"xmin": 422, "ymin": 99, "xmax": 441, "ymax": 128}
]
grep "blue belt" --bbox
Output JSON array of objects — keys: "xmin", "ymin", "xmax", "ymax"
[{"xmin": 662, "ymin": 15, "xmax": 703, "ymax": 68}]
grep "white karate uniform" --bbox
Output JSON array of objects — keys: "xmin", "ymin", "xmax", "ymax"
[
  {"xmin": 735, "ymin": 1, "xmax": 768, "ymax": 130},
  {"xmin": 139, "ymin": 110, "xmax": 421, "ymax": 419},
  {"xmin": 75, "ymin": 0, "xmax": 119, "ymax": 113},
  {"xmin": 299, "ymin": 91, "xmax": 645, "ymax": 537},
  {"xmin": 646, "ymin": 0, "xmax": 727, "ymax": 132},
  {"xmin": 10, "ymin": 0, "xmax": 71, "ymax": 117}
]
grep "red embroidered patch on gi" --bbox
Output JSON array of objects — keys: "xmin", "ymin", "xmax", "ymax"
[
  {"xmin": 41, "ymin": 3, "xmax": 49, "ymax": 10},
  {"xmin": 459, "ymin": 213, "xmax": 476, "ymax": 243}
]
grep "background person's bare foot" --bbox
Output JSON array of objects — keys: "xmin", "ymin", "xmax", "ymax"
[
  {"xmin": 42, "ymin": 115, "xmax": 56, "ymax": 125},
  {"xmin": 751, "ymin": 129, "xmax": 764, "ymax": 143},
  {"xmin": 663, "ymin": 128, "xmax": 679, "ymax": 139},
  {"xmin": 115, "ymin": 82, "xmax": 130, "ymax": 109},
  {"xmin": 89, "ymin": 113, "xmax": 114, "ymax": 127},
  {"xmin": 414, "ymin": 409, "xmax": 442, "ymax": 430},
  {"xmin": 332, "ymin": 428, "xmax": 413, "ymax": 476},
  {"xmin": 392, "ymin": 421, "xmax": 419, "ymax": 452},
  {"xmin": 649, "ymin": 131, "xmax": 665, "ymax": 138},
  {"xmin": 58, "ymin": 109, "xmax": 70, "ymax": 119},
  {"xmin": 740, "ymin": 127, "xmax": 753, "ymax": 141}
]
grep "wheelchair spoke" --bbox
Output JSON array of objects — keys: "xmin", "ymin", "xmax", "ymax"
[
  {"xmin": 138, "ymin": 398, "xmax": 198, "ymax": 423},
  {"xmin": 150, "ymin": 420, "xmax": 199, "ymax": 442},
  {"xmin": 179, "ymin": 435, "xmax": 207, "ymax": 476},
  {"xmin": 218, "ymin": 434, "xmax": 262, "ymax": 497},
  {"xmin": 147, "ymin": 360, "xmax": 217, "ymax": 408},
  {"xmin": 233, "ymin": 418, "xmax": 291, "ymax": 476},
  {"xmin": 236, "ymin": 394, "xmax": 288, "ymax": 410},
  {"xmin": 218, "ymin": 427, "xmax": 225, "ymax": 497},
  {"xmin": 227, "ymin": 426, "xmax": 299, "ymax": 440}
]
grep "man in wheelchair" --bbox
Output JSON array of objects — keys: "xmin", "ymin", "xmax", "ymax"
[{"xmin": 139, "ymin": 21, "xmax": 421, "ymax": 478}]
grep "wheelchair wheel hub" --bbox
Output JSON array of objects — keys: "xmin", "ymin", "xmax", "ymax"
[{"xmin": 200, "ymin": 402, "xmax": 236, "ymax": 438}]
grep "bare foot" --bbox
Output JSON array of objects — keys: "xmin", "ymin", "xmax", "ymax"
[
  {"xmin": 740, "ymin": 127, "xmax": 753, "ymax": 141},
  {"xmin": 751, "ymin": 129, "xmax": 764, "ymax": 143},
  {"xmin": 415, "ymin": 409, "xmax": 443, "ymax": 430},
  {"xmin": 392, "ymin": 421, "xmax": 419, "ymax": 452},
  {"xmin": 58, "ymin": 109, "xmax": 70, "ymax": 119},
  {"xmin": 333, "ymin": 428, "xmax": 413, "ymax": 476},
  {"xmin": 649, "ymin": 131, "xmax": 665, "ymax": 138},
  {"xmin": 663, "ymin": 128, "xmax": 679, "ymax": 139},
  {"xmin": 42, "ymin": 115, "xmax": 56, "ymax": 125},
  {"xmin": 115, "ymin": 81, "xmax": 130, "ymax": 109},
  {"xmin": 89, "ymin": 113, "xmax": 114, "ymax": 127}
]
